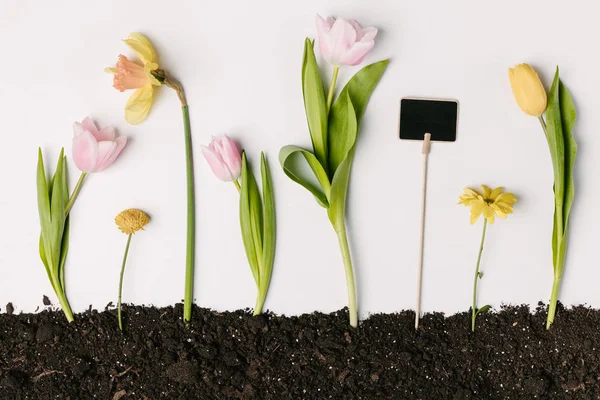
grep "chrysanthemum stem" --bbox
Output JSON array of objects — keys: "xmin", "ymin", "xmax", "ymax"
[
  {"xmin": 118, "ymin": 233, "xmax": 132, "ymax": 331},
  {"xmin": 326, "ymin": 66, "xmax": 340, "ymax": 112},
  {"xmin": 65, "ymin": 172, "xmax": 87, "ymax": 215},
  {"xmin": 335, "ymin": 222, "xmax": 357, "ymax": 328},
  {"xmin": 472, "ymin": 219, "xmax": 488, "ymax": 332}
]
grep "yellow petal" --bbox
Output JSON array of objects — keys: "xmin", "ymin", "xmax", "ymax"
[
  {"xmin": 463, "ymin": 188, "xmax": 481, "ymax": 198},
  {"xmin": 123, "ymin": 33, "xmax": 157, "ymax": 65},
  {"xmin": 105, "ymin": 67, "xmax": 117, "ymax": 74},
  {"xmin": 489, "ymin": 186, "xmax": 504, "ymax": 201},
  {"xmin": 483, "ymin": 205, "xmax": 495, "ymax": 224},
  {"xmin": 508, "ymin": 63, "xmax": 547, "ymax": 117},
  {"xmin": 496, "ymin": 192, "xmax": 517, "ymax": 204},
  {"xmin": 490, "ymin": 203, "xmax": 508, "ymax": 218},
  {"xmin": 481, "ymin": 185, "xmax": 492, "ymax": 199},
  {"xmin": 469, "ymin": 199, "xmax": 485, "ymax": 224},
  {"xmin": 125, "ymin": 83, "xmax": 153, "ymax": 125},
  {"xmin": 493, "ymin": 202, "xmax": 514, "ymax": 215}
]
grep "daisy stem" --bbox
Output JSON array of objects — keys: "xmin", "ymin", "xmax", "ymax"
[
  {"xmin": 472, "ymin": 219, "xmax": 488, "ymax": 332},
  {"xmin": 65, "ymin": 172, "xmax": 87, "ymax": 216},
  {"xmin": 326, "ymin": 66, "xmax": 340, "ymax": 113},
  {"xmin": 118, "ymin": 233, "xmax": 133, "ymax": 331}
]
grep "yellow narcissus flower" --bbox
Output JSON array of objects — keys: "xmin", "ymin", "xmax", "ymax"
[
  {"xmin": 115, "ymin": 208, "xmax": 150, "ymax": 234},
  {"xmin": 106, "ymin": 33, "xmax": 162, "ymax": 125},
  {"xmin": 508, "ymin": 63, "xmax": 547, "ymax": 117},
  {"xmin": 459, "ymin": 185, "xmax": 517, "ymax": 224}
]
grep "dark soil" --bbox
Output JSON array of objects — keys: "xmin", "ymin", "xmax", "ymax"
[{"xmin": 0, "ymin": 302, "xmax": 598, "ymax": 399}]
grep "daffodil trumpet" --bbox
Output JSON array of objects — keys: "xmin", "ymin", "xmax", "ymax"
[
  {"xmin": 279, "ymin": 16, "xmax": 387, "ymax": 328},
  {"xmin": 509, "ymin": 64, "xmax": 577, "ymax": 330},
  {"xmin": 459, "ymin": 185, "xmax": 517, "ymax": 332},
  {"xmin": 114, "ymin": 209, "xmax": 150, "ymax": 331},
  {"xmin": 107, "ymin": 33, "xmax": 197, "ymax": 323}
]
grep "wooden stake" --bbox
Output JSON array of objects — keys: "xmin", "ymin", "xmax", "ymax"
[{"xmin": 415, "ymin": 133, "xmax": 431, "ymax": 329}]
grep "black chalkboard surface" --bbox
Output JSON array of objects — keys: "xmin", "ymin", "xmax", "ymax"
[{"xmin": 399, "ymin": 98, "xmax": 458, "ymax": 142}]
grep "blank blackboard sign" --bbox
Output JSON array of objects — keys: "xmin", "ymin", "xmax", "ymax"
[{"xmin": 399, "ymin": 98, "xmax": 458, "ymax": 142}]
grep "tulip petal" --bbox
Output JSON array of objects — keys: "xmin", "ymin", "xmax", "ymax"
[
  {"xmin": 81, "ymin": 117, "xmax": 99, "ymax": 135},
  {"xmin": 94, "ymin": 141, "xmax": 118, "ymax": 172},
  {"xmin": 123, "ymin": 33, "xmax": 156, "ymax": 64},
  {"xmin": 125, "ymin": 83, "xmax": 153, "ymax": 125},
  {"xmin": 103, "ymin": 136, "xmax": 128, "ymax": 169},
  {"xmin": 72, "ymin": 130, "xmax": 99, "ymax": 173},
  {"xmin": 349, "ymin": 20, "xmax": 378, "ymax": 42},
  {"xmin": 201, "ymin": 145, "xmax": 232, "ymax": 181},
  {"xmin": 338, "ymin": 40, "xmax": 374, "ymax": 66},
  {"xmin": 328, "ymin": 18, "xmax": 357, "ymax": 65},
  {"xmin": 94, "ymin": 126, "xmax": 117, "ymax": 142},
  {"xmin": 220, "ymin": 136, "xmax": 242, "ymax": 179}
]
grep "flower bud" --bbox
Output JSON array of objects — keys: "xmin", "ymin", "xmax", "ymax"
[{"xmin": 508, "ymin": 63, "xmax": 547, "ymax": 117}]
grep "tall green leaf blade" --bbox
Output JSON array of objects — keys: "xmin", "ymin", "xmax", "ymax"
[
  {"xmin": 59, "ymin": 217, "xmax": 70, "ymax": 291},
  {"xmin": 302, "ymin": 38, "xmax": 328, "ymax": 170},
  {"xmin": 49, "ymin": 149, "xmax": 66, "ymax": 270},
  {"xmin": 36, "ymin": 149, "xmax": 50, "ymax": 229},
  {"xmin": 559, "ymin": 79, "xmax": 577, "ymax": 233},
  {"xmin": 328, "ymin": 94, "xmax": 357, "ymax": 229},
  {"xmin": 328, "ymin": 60, "xmax": 389, "ymax": 173},
  {"xmin": 545, "ymin": 68, "xmax": 566, "ymax": 268},
  {"xmin": 240, "ymin": 153, "xmax": 261, "ymax": 286},
  {"xmin": 260, "ymin": 152, "xmax": 276, "ymax": 295},
  {"xmin": 279, "ymin": 145, "xmax": 331, "ymax": 208}
]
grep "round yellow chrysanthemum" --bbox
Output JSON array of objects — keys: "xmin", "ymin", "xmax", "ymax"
[
  {"xmin": 115, "ymin": 208, "xmax": 150, "ymax": 234},
  {"xmin": 458, "ymin": 185, "xmax": 517, "ymax": 224}
]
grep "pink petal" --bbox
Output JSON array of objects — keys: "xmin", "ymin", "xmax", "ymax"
[
  {"xmin": 81, "ymin": 117, "xmax": 99, "ymax": 135},
  {"xmin": 94, "ymin": 126, "xmax": 117, "ymax": 142},
  {"xmin": 72, "ymin": 130, "xmax": 99, "ymax": 172},
  {"xmin": 102, "ymin": 136, "xmax": 128, "ymax": 170},
  {"xmin": 339, "ymin": 40, "xmax": 375, "ymax": 66},
  {"xmin": 73, "ymin": 121, "xmax": 85, "ymax": 137},
  {"xmin": 93, "ymin": 141, "xmax": 118, "ymax": 172},
  {"xmin": 328, "ymin": 17, "xmax": 357, "ymax": 66},
  {"xmin": 220, "ymin": 136, "xmax": 242, "ymax": 179},
  {"xmin": 359, "ymin": 26, "xmax": 378, "ymax": 42},
  {"xmin": 201, "ymin": 145, "xmax": 232, "ymax": 181}
]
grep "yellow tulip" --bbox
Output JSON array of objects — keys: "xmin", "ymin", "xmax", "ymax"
[
  {"xmin": 508, "ymin": 63, "xmax": 547, "ymax": 117},
  {"xmin": 106, "ymin": 33, "xmax": 162, "ymax": 125}
]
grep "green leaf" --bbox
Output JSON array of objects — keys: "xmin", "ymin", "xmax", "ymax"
[
  {"xmin": 327, "ymin": 94, "xmax": 357, "ymax": 229},
  {"xmin": 36, "ymin": 149, "xmax": 50, "ymax": 230},
  {"xmin": 239, "ymin": 153, "xmax": 262, "ymax": 286},
  {"xmin": 328, "ymin": 59, "xmax": 389, "ymax": 173},
  {"xmin": 49, "ymin": 149, "xmax": 67, "ymax": 271},
  {"xmin": 559, "ymin": 79, "xmax": 577, "ymax": 234},
  {"xmin": 59, "ymin": 217, "xmax": 70, "ymax": 291},
  {"xmin": 302, "ymin": 38, "xmax": 328, "ymax": 171},
  {"xmin": 260, "ymin": 152, "xmax": 276, "ymax": 296},
  {"xmin": 546, "ymin": 69, "xmax": 565, "ymax": 269},
  {"xmin": 476, "ymin": 305, "xmax": 491, "ymax": 316},
  {"xmin": 279, "ymin": 145, "xmax": 331, "ymax": 208}
]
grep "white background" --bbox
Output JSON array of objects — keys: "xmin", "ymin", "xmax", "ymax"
[{"xmin": 0, "ymin": 0, "xmax": 598, "ymax": 319}]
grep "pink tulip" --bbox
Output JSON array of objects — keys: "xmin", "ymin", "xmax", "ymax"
[
  {"xmin": 201, "ymin": 135, "xmax": 242, "ymax": 182},
  {"xmin": 315, "ymin": 15, "xmax": 378, "ymax": 67},
  {"xmin": 72, "ymin": 117, "xmax": 127, "ymax": 173}
]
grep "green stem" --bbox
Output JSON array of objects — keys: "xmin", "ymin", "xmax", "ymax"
[
  {"xmin": 55, "ymin": 286, "xmax": 74, "ymax": 323},
  {"xmin": 547, "ymin": 273, "xmax": 562, "ymax": 329},
  {"xmin": 65, "ymin": 172, "xmax": 87, "ymax": 215},
  {"xmin": 253, "ymin": 289, "xmax": 266, "ymax": 316},
  {"xmin": 233, "ymin": 180, "xmax": 241, "ymax": 193},
  {"xmin": 118, "ymin": 234, "xmax": 132, "ymax": 331},
  {"xmin": 181, "ymin": 104, "xmax": 196, "ymax": 323},
  {"xmin": 326, "ymin": 66, "xmax": 340, "ymax": 112},
  {"xmin": 472, "ymin": 219, "xmax": 488, "ymax": 332},
  {"xmin": 335, "ymin": 223, "xmax": 357, "ymax": 328}
]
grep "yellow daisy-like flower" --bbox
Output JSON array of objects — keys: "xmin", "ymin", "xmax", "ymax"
[
  {"xmin": 115, "ymin": 208, "xmax": 150, "ymax": 234},
  {"xmin": 458, "ymin": 185, "xmax": 517, "ymax": 224},
  {"xmin": 105, "ymin": 33, "xmax": 162, "ymax": 125}
]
